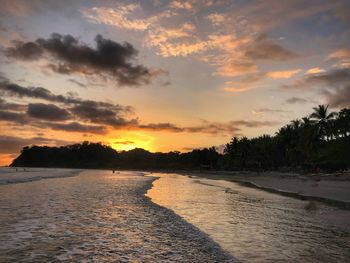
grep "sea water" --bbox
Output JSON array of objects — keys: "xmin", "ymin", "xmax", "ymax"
[
  {"xmin": 147, "ymin": 173, "xmax": 350, "ymax": 262},
  {"xmin": 0, "ymin": 169, "xmax": 235, "ymax": 262}
]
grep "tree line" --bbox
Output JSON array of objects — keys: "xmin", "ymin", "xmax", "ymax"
[
  {"xmin": 223, "ymin": 105, "xmax": 350, "ymax": 172},
  {"xmin": 10, "ymin": 105, "xmax": 350, "ymax": 173}
]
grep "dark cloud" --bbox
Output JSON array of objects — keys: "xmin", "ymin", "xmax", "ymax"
[
  {"xmin": 138, "ymin": 123, "xmax": 184, "ymax": 132},
  {"xmin": 229, "ymin": 120, "xmax": 279, "ymax": 128},
  {"xmin": 0, "ymin": 135, "xmax": 72, "ymax": 155},
  {"xmin": 5, "ymin": 34, "xmax": 156, "ymax": 86},
  {"xmin": 1, "ymin": 79, "xmax": 279, "ymax": 136},
  {"xmin": 327, "ymin": 85, "xmax": 350, "ymax": 108},
  {"xmin": 70, "ymin": 102, "xmax": 137, "ymax": 127},
  {"xmin": 0, "ymin": 110, "xmax": 28, "ymax": 124},
  {"xmin": 45, "ymin": 122, "xmax": 107, "ymax": 134},
  {"xmin": 68, "ymin": 79, "xmax": 86, "ymax": 88},
  {"xmin": 245, "ymin": 34, "xmax": 298, "ymax": 61},
  {"xmin": 0, "ymin": 108, "xmax": 106, "ymax": 134},
  {"xmin": 6, "ymin": 40, "xmax": 43, "ymax": 59},
  {"xmin": 0, "ymin": 79, "xmax": 136, "ymax": 132},
  {"xmin": 27, "ymin": 103, "xmax": 71, "ymax": 121},
  {"xmin": 0, "ymin": 81, "xmax": 76, "ymax": 103},
  {"xmin": 298, "ymin": 68, "xmax": 350, "ymax": 87},
  {"xmin": 138, "ymin": 120, "xmax": 278, "ymax": 135},
  {"xmin": 114, "ymin": 140, "xmax": 134, "ymax": 145},
  {"xmin": 286, "ymin": 68, "xmax": 350, "ymax": 107},
  {"xmin": 285, "ymin": 97, "xmax": 309, "ymax": 104},
  {"xmin": 255, "ymin": 108, "xmax": 292, "ymax": 113},
  {"xmin": 0, "ymin": 80, "xmax": 132, "ymax": 112},
  {"xmin": 0, "ymin": 98, "xmax": 26, "ymax": 111}
]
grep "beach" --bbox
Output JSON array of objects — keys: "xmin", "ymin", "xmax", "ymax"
[
  {"xmin": 181, "ymin": 171, "xmax": 350, "ymax": 210},
  {"xmin": 147, "ymin": 172, "xmax": 350, "ymax": 262},
  {"xmin": 0, "ymin": 168, "xmax": 236, "ymax": 262},
  {"xmin": 1, "ymin": 168, "xmax": 349, "ymax": 262}
]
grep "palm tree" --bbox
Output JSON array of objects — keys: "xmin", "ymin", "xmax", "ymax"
[
  {"xmin": 310, "ymin": 105, "xmax": 337, "ymax": 140},
  {"xmin": 336, "ymin": 108, "xmax": 350, "ymax": 137}
]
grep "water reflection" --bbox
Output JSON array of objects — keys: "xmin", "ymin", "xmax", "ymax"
[
  {"xmin": 147, "ymin": 173, "xmax": 350, "ymax": 262},
  {"xmin": 0, "ymin": 170, "xmax": 235, "ymax": 262}
]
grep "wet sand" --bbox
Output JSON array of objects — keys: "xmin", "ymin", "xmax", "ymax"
[
  {"xmin": 147, "ymin": 172, "xmax": 350, "ymax": 262},
  {"xmin": 181, "ymin": 171, "xmax": 350, "ymax": 209}
]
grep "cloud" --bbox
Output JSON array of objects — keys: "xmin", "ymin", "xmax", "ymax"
[
  {"xmin": 138, "ymin": 119, "xmax": 278, "ymax": 136},
  {"xmin": 0, "ymin": 80, "xmax": 133, "ymax": 115},
  {"xmin": 285, "ymin": 97, "xmax": 310, "ymax": 104},
  {"xmin": 327, "ymin": 85, "xmax": 350, "ymax": 108},
  {"xmin": 222, "ymin": 73, "xmax": 264, "ymax": 92},
  {"xmin": 0, "ymin": 110, "xmax": 28, "ymax": 124},
  {"xmin": 184, "ymin": 120, "xmax": 278, "ymax": 135},
  {"xmin": 244, "ymin": 34, "xmax": 299, "ymax": 61},
  {"xmin": 144, "ymin": 23, "xmax": 199, "ymax": 57},
  {"xmin": 5, "ymin": 34, "xmax": 155, "ymax": 86},
  {"xmin": 169, "ymin": 1, "xmax": 193, "ymax": 10},
  {"xmin": 295, "ymin": 68, "xmax": 350, "ymax": 87},
  {"xmin": 5, "ymin": 40, "xmax": 43, "ymax": 59},
  {"xmin": 253, "ymin": 108, "xmax": 291, "ymax": 114},
  {"xmin": 306, "ymin": 67, "xmax": 325, "ymax": 74},
  {"xmin": 0, "ymin": 98, "xmax": 26, "ymax": 111},
  {"xmin": 27, "ymin": 103, "xmax": 71, "ymax": 121},
  {"xmin": 207, "ymin": 13, "xmax": 225, "ymax": 25},
  {"xmin": 70, "ymin": 102, "xmax": 137, "ymax": 128},
  {"xmin": 82, "ymin": 5, "xmax": 150, "ymax": 31},
  {"xmin": 328, "ymin": 48, "xmax": 350, "ymax": 68},
  {"xmin": 228, "ymin": 0, "xmax": 341, "ymax": 32},
  {"xmin": 1, "ymin": 78, "xmax": 279, "ymax": 136},
  {"xmin": 0, "ymin": 79, "xmax": 134, "ymax": 133},
  {"xmin": 0, "ymin": 1, "xmax": 33, "ymax": 16},
  {"xmin": 45, "ymin": 122, "xmax": 107, "ymax": 134},
  {"xmin": 286, "ymin": 68, "xmax": 350, "ymax": 107},
  {"xmin": 138, "ymin": 122, "xmax": 184, "ymax": 132},
  {"xmin": 266, "ymin": 69, "xmax": 301, "ymax": 79},
  {"xmin": 0, "ymin": 135, "xmax": 72, "ymax": 155},
  {"xmin": 68, "ymin": 79, "xmax": 86, "ymax": 88},
  {"xmin": 114, "ymin": 140, "xmax": 134, "ymax": 145}
]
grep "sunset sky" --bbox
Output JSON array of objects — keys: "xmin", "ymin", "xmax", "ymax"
[{"xmin": 0, "ymin": 0, "xmax": 350, "ymax": 165}]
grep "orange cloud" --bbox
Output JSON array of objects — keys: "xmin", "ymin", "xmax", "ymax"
[
  {"xmin": 306, "ymin": 67, "xmax": 325, "ymax": 74},
  {"xmin": 267, "ymin": 69, "xmax": 301, "ymax": 79},
  {"xmin": 169, "ymin": 1, "xmax": 193, "ymax": 10},
  {"xmin": 328, "ymin": 48, "xmax": 350, "ymax": 68},
  {"xmin": 216, "ymin": 59, "xmax": 258, "ymax": 77},
  {"xmin": 81, "ymin": 4, "xmax": 168, "ymax": 31},
  {"xmin": 207, "ymin": 13, "xmax": 225, "ymax": 25},
  {"xmin": 223, "ymin": 87, "xmax": 253, "ymax": 93}
]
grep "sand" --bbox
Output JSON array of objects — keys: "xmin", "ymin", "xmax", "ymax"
[{"xmin": 181, "ymin": 170, "xmax": 350, "ymax": 209}]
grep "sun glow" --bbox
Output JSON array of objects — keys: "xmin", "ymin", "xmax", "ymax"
[{"xmin": 110, "ymin": 132, "xmax": 155, "ymax": 152}]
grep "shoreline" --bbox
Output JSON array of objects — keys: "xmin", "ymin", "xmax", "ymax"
[
  {"xmin": 0, "ymin": 169, "xmax": 239, "ymax": 262},
  {"xmin": 0, "ymin": 167, "xmax": 83, "ymax": 185},
  {"xmin": 143, "ymin": 176, "xmax": 238, "ymax": 262},
  {"xmin": 175, "ymin": 170, "xmax": 350, "ymax": 210}
]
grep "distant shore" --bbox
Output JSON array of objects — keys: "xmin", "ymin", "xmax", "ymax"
[{"xmin": 172, "ymin": 170, "xmax": 350, "ymax": 210}]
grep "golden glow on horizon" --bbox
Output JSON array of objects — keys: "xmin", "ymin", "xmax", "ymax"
[{"xmin": 110, "ymin": 132, "xmax": 155, "ymax": 152}]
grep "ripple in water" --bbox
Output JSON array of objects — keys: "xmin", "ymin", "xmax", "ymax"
[
  {"xmin": 146, "ymin": 173, "xmax": 350, "ymax": 262},
  {"xmin": 0, "ymin": 170, "xmax": 236, "ymax": 262}
]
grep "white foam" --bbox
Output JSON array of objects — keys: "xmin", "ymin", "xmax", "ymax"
[{"xmin": 0, "ymin": 167, "xmax": 82, "ymax": 184}]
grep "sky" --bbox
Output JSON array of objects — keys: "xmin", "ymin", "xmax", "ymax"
[{"xmin": 0, "ymin": 0, "xmax": 350, "ymax": 165}]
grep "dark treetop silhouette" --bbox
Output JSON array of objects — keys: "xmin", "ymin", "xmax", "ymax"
[{"xmin": 11, "ymin": 106, "xmax": 350, "ymax": 173}]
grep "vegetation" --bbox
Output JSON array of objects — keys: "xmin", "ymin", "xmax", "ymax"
[
  {"xmin": 10, "ymin": 105, "xmax": 350, "ymax": 173},
  {"xmin": 223, "ymin": 106, "xmax": 350, "ymax": 172}
]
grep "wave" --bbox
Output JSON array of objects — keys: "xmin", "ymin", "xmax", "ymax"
[{"xmin": 0, "ymin": 167, "xmax": 82, "ymax": 185}]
